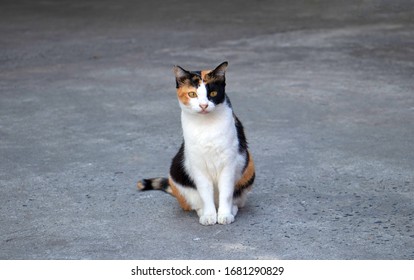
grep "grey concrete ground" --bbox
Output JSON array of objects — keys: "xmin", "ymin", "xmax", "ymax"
[{"xmin": 0, "ymin": 0, "xmax": 413, "ymax": 259}]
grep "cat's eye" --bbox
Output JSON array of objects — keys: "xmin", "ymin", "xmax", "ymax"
[
  {"xmin": 210, "ymin": 91, "xmax": 218, "ymax": 97},
  {"xmin": 188, "ymin": 92, "xmax": 197, "ymax": 98}
]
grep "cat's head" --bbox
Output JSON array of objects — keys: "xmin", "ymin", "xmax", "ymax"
[{"xmin": 173, "ymin": 61, "xmax": 228, "ymax": 115}]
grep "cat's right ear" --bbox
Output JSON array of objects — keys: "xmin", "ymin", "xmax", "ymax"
[{"xmin": 173, "ymin": 65, "xmax": 190, "ymax": 87}]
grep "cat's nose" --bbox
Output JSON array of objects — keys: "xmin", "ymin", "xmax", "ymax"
[{"xmin": 199, "ymin": 104, "xmax": 208, "ymax": 110}]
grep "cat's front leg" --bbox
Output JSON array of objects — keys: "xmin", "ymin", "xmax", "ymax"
[
  {"xmin": 217, "ymin": 168, "xmax": 236, "ymax": 225},
  {"xmin": 194, "ymin": 175, "xmax": 217, "ymax": 226}
]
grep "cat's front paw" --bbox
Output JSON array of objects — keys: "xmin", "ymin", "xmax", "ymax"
[
  {"xmin": 218, "ymin": 213, "xmax": 235, "ymax": 225},
  {"xmin": 199, "ymin": 214, "xmax": 217, "ymax": 226}
]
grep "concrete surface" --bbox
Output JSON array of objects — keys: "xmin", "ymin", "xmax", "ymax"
[{"xmin": 0, "ymin": 0, "xmax": 413, "ymax": 259}]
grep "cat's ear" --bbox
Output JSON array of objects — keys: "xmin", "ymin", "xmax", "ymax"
[
  {"xmin": 211, "ymin": 61, "xmax": 228, "ymax": 78},
  {"xmin": 173, "ymin": 65, "xmax": 191, "ymax": 86},
  {"xmin": 207, "ymin": 61, "xmax": 228, "ymax": 81}
]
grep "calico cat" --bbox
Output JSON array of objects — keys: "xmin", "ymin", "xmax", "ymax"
[{"xmin": 137, "ymin": 61, "xmax": 255, "ymax": 225}]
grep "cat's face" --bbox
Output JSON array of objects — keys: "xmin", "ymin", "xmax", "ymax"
[{"xmin": 173, "ymin": 62, "xmax": 228, "ymax": 115}]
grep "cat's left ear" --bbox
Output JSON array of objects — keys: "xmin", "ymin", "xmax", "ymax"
[
  {"xmin": 211, "ymin": 61, "xmax": 228, "ymax": 78},
  {"xmin": 173, "ymin": 65, "xmax": 189, "ymax": 79},
  {"xmin": 173, "ymin": 65, "xmax": 191, "ymax": 86}
]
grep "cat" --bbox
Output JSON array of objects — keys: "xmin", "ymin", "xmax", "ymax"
[{"xmin": 137, "ymin": 61, "xmax": 255, "ymax": 225}]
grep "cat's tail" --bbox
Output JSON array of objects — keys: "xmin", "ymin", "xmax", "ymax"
[{"xmin": 137, "ymin": 177, "xmax": 173, "ymax": 195}]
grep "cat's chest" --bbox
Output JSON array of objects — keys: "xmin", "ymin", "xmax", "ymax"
[
  {"xmin": 181, "ymin": 109, "xmax": 245, "ymax": 180},
  {"xmin": 181, "ymin": 110, "xmax": 238, "ymax": 156}
]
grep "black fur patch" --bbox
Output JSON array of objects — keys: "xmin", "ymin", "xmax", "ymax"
[
  {"xmin": 170, "ymin": 142, "xmax": 196, "ymax": 189},
  {"xmin": 139, "ymin": 178, "xmax": 170, "ymax": 192},
  {"xmin": 233, "ymin": 172, "xmax": 255, "ymax": 198},
  {"xmin": 234, "ymin": 115, "xmax": 248, "ymax": 153},
  {"xmin": 190, "ymin": 70, "xmax": 202, "ymax": 76},
  {"xmin": 175, "ymin": 69, "xmax": 201, "ymax": 89},
  {"xmin": 206, "ymin": 82, "xmax": 226, "ymax": 105},
  {"xmin": 139, "ymin": 179, "xmax": 155, "ymax": 191},
  {"xmin": 225, "ymin": 95, "xmax": 233, "ymax": 108},
  {"xmin": 241, "ymin": 150, "xmax": 250, "ymax": 173}
]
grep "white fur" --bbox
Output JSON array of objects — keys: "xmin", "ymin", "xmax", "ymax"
[{"xmin": 178, "ymin": 86, "xmax": 246, "ymax": 225}]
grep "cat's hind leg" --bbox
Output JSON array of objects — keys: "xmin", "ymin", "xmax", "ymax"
[
  {"xmin": 233, "ymin": 151, "xmax": 255, "ymax": 210},
  {"xmin": 170, "ymin": 177, "xmax": 216, "ymax": 225},
  {"xmin": 169, "ymin": 178, "xmax": 193, "ymax": 211}
]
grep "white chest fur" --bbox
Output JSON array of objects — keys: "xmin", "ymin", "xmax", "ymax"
[{"xmin": 181, "ymin": 104, "xmax": 244, "ymax": 184}]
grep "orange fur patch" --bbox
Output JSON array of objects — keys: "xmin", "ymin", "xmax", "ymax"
[
  {"xmin": 176, "ymin": 85, "xmax": 197, "ymax": 106},
  {"xmin": 201, "ymin": 68, "xmax": 225, "ymax": 84},
  {"xmin": 169, "ymin": 177, "xmax": 192, "ymax": 211},
  {"xmin": 235, "ymin": 151, "xmax": 255, "ymax": 190},
  {"xmin": 137, "ymin": 181, "xmax": 144, "ymax": 190},
  {"xmin": 201, "ymin": 70, "xmax": 212, "ymax": 82}
]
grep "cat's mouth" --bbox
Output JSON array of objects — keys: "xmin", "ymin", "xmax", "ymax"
[{"xmin": 199, "ymin": 109, "xmax": 210, "ymax": 114}]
